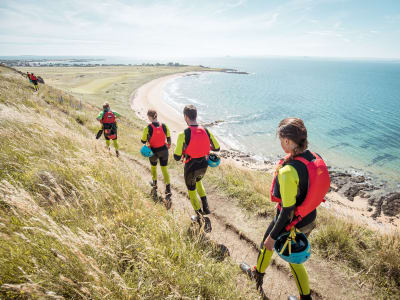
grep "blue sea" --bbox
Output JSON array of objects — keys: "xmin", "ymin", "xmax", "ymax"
[{"xmin": 163, "ymin": 57, "xmax": 400, "ymax": 188}]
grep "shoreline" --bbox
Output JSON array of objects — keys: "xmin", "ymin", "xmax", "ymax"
[{"xmin": 130, "ymin": 72, "xmax": 400, "ymax": 233}]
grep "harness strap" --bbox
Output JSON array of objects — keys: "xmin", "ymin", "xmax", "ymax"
[{"xmin": 279, "ymin": 227, "xmax": 299, "ymax": 256}]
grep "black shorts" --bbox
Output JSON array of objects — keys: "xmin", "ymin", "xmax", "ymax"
[
  {"xmin": 149, "ymin": 148, "xmax": 169, "ymax": 166},
  {"xmin": 184, "ymin": 157, "xmax": 208, "ymax": 190},
  {"xmin": 32, "ymin": 80, "xmax": 38, "ymax": 85},
  {"xmin": 103, "ymin": 123, "xmax": 117, "ymax": 140}
]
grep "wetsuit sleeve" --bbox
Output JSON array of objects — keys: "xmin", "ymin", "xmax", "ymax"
[
  {"xmin": 269, "ymin": 165, "xmax": 299, "ymax": 240},
  {"xmin": 112, "ymin": 111, "xmax": 121, "ymax": 118},
  {"xmin": 206, "ymin": 129, "xmax": 220, "ymax": 151},
  {"xmin": 141, "ymin": 126, "xmax": 149, "ymax": 144},
  {"xmin": 174, "ymin": 132, "xmax": 185, "ymax": 161},
  {"xmin": 163, "ymin": 124, "xmax": 171, "ymax": 145},
  {"xmin": 96, "ymin": 111, "xmax": 104, "ymax": 121}
]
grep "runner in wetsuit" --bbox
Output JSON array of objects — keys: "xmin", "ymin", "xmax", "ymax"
[
  {"xmin": 251, "ymin": 118, "xmax": 326, "ymax": 300},
  {"xmin": 30, "ymin": 73, "xmax": 39, "ymax": 91},
  {"xmin": 96, "ymin": 103, "xmax": 121, "ymax": 157},
  {"xmin": 174, "ymin": 105, "xmax": 220, "ymax": 220},
  {"xmin": 141, "ymin": 109, "xmax": 172, "ymax": 198}
]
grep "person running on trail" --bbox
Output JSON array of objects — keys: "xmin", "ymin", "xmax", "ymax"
[
  {"xmin": 248, "ymin": 118, "xmax": 329, "ymax": 300},
  {"xmin": 141, "ymin": 109, "xmax": 172, "ymax": 198},
  {"xmin": 96, "ymin": 103, "xmax": 121, "ymax": 157},
  {"xmin": 174, "ymin": 105, "xmax": 220, "ymax": 225},
  {"xmin": 30, "ymin": 73, "xmax": 39, "ymax": 91}
]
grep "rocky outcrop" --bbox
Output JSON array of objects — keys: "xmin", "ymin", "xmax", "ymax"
[{"xmin": 369, "ymin": 192, "xmax": 400, "ymax": 218}]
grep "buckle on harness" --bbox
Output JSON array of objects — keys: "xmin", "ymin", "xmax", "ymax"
[{"xmin": 285, "ymin": 215, "xmax": 303, "ymax": 231}]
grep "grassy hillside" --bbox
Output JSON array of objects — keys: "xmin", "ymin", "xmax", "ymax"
[
  {"xmin": 2, "ymin": 65, "xmax": 400, "ymax": 299},
  {"xmin": 0, "ymin": 67, "xmax": 259, "ymax": 299}
]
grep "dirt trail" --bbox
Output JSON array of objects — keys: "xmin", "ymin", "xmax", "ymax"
[{"xmin": 121, "ymin": 153, "xmax": 375, "ymax": 300}]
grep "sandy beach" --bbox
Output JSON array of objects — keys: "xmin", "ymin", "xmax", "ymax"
[{"xmin": 130, "ymin": 72, "xmax": 191, "ymax": 143}]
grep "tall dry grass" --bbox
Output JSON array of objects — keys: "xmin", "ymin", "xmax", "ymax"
[{"xmin": 0, "ymin": 69, "xmax": 258, "ymax": 299}]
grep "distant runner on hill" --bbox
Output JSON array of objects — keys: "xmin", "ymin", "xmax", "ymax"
[
  {"xmin": 96, "ymin": 103, "xmax": 121, "ymax": 157},
  {"xmin": 26, "ymin": 72, "xmax": 32, "ymax": 83},
  {"xmin": 30, "ymin": 73, "xmax": 39, "ymax": 91},
  {"xmin": 174, "ymin": 105, "xmax": 220, "ymax": 232},
  {"xmin": 242, "ymin": 118, "xmax": 330, "ymax": 300},
  {"xmin": 141, "ymin": 109, "xmax": 172, "ymax": 202}
]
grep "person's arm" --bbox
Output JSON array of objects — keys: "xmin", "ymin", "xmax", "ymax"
[
  {"xmin": 206, "ymin": 129, "xmax": 220, "ymax": 151},
  {"xmin": 96, "ymin": 111, "xmax": 104, "ymax": 121},
  {"xmin": 112, "ymin": 111, "xmax": 121, "ymax": 118},
  {"xmin": 174, "ymin": 132, "xmax": 185, "ymax": 161},
  {"xmin": 141, "ymin": 126, "xmax": 149, "ymax": 144},
  {"xmin": 269, "ymin": 165, "xmax": 298, "ymax": 240},
  {"xmin": 163, "ymin": 124, "xmax": 172, "ymax": 147}
]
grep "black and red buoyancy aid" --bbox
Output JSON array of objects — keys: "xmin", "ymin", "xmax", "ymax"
[
  {"xmin": 270, "ymin": 152, "xmax": 330, "ymax": 231},
  {"xmin": 149, "ymin": 123, "xmax": 166, "ymax": 148},
  {"xmin": 184, "ymin": 126, "xmax": 211, "ymax": 159},
  {"xmin": 102, "ymin": 111, "xmax": 116, "ymax": 124}
]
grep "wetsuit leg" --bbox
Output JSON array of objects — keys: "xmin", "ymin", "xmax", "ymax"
[
  {"xmin": 113, "ymin": 139, "xmax": 119, "ymax": 150},
  {"xmin": 159, "ymin": 149, "xmax": 170, "ymax": 185},
  {"xmin": 289, "ymin": 263, "xmax": 311, "ymax": 298},
  {"xmin": 256, "ymin": 218, "xmax": 277, "ymax": 273},
  {"xmin": 184, "ymin": 159, "xmax": 208, "ymax": 212},
  {"xmin": 256, "ymin": 248, "xmax": 274, "ymax": 273},
  {"xmin": 149, "ymin": 154, "xmax": 158, "ymax": 182},
  {"xmin": 196, "ymin": 180, "xmax": 206, "ymax": 197}
]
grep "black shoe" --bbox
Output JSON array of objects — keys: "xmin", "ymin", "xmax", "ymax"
[
  {"xmin": 201, "ymin": 196, "xmax": 210, "ymax": 215},
  {"xmin": 116, "ymin": 150, "xmax": 120, "ymax": 157},
  {"xmin": 191, "ymin": 213, "xmax": 212, "ymax": 233},
  {"xmin": 149, "ymin": 181, "xmax": 158, "ymax": 201},
  {"xmin": 165, "ymin": 184, "xmax": 171, "ymax": 195}
]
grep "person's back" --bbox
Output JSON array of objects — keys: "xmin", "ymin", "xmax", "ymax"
[
  {"xmin": 141, "ymin": 109, "xmax": 172, "ymax": 202},
  {"xmin": 174, "ymin": 105, "xmax": 220, "ymax": 231},
  {"xmin": 96, "ymin": 103, "xmax": 121, "ymax": 157}
]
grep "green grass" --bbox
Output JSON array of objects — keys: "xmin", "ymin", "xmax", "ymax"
[
  {"xmin": 4, "ymin": 65, "xmax": 400, "ymax": 299},
  {"xmin": 0, "ymin": 68, "xmax": 258, "ymax": 299}
]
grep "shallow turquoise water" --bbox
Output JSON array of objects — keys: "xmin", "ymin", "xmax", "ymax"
[{"xmin": 164, "ymin": 57, "xmax": 400, "ymax": 187}]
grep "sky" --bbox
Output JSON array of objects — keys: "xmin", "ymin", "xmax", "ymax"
[{"xmin": 0, "ymin": 0, "xmax": 400, "ymax": 59}]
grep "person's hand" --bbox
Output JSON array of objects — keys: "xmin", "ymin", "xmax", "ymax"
[{"xmin": 263, "ymin": 235, "xmax": 275, "ymax": 251}]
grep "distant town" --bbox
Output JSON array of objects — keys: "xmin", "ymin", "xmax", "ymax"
[{"xmin": 0, "ymin": 58, "xmax": 190, "ymax": 68}]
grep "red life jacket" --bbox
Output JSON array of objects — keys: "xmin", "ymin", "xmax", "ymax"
[
  {"xmin": 184, "ymin": 126, "xmax": 210, "ymax": 159},
  {"xmin": 31, "ymin": 74, "xmax": 37, "ymax": 81},
  {"xmin": 270, "ymin": 152, "xmax": 330, "ymax": 231},
  {"xmin": 149, "ymin": 123, "xmax": 166, "ymax": 148},
  {"xmin": 102, "ymin": 111, "xmax": 116, "ymax": 124}
]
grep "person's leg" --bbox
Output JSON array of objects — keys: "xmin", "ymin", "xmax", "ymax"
[
  {"xmin": 289, "ymin": 263, "xmax": 311, "ymax": 299},
  {"xmin": 149, "ymin": 156, "xmax": 158, "ymax": 185},
  {"xmin": 196, "ymin": 179, "xmax": 210, "ymax": 214},
  {"xmin": 184, "ymin": 165, "xmax": 201, "ymax": 211},
  {"xmin": 105, "ymin": 139, "xmax": 111, "ymax": 149},
  {"xmin": 256, "ymin": 219, "xmax": 276, "ymax": 272},
  {"xmin": 159, "ymin": 149, "xmax": 171, "ymax": 194},
  {"xmin": 113, "ymin": 139, "xmax": 119, "ymax": 150}
]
